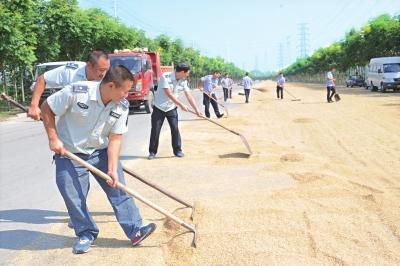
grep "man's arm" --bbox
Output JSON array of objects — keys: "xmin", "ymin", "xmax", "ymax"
[
  {"xmin": 41, "ymin": 100, "xmax": 65, "ymax": 155},
  {"xmin": 184, "ymin": 90, "xmax": 203, "ymax": 116},
  {"xmin": 164, "ymin": 88, "xmax": 188, "ymax": 111},
  {"xmin": 28, "ymin": 74, "xmax": 46, "ymax": 120},
  {"xmin": 107, "ymin": 133, "xmax": 123, "ymax": 188}
]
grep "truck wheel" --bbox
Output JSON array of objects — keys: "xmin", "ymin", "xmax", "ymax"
[{"xmin": 144, "ymin": 90, "xmax": 154, "ymax": 113}]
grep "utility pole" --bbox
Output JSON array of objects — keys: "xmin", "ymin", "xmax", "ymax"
[
  {"xmin": 297, "ymin": 23, "xmax": 309, "ymax": 59},
  {"xmin": 113, "ymin": 0, "xmax": 117, "ymax": 18},
  {"xmin": 226, "ymin": 43, "xmax": 230, "ymax": 63},
  {"xmin": 277, "ymin": 42, "xmax": 284, "ymax": 70},
  {"xmin": 254, "ymin": 55, "xmax": 259, "ymax": 71}
]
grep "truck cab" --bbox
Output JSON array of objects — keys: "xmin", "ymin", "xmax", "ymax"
[{"xmin": 109, "ymin": 48, "xmax": 173, "ymax": 113}]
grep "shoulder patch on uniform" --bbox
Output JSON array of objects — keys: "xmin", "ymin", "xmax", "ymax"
[
  {"xmin": 110, "ymin": 111, "xmax": 121, "ymax": 119},
  {"xmin": 120, "ymin": 98, "xmax": 129, "ymax": 108},
  {"xmin": 77, "ymin": 102, "xmax": 89, "ymax": 109},
  {"xmin": 72, "ymin": 84, "xmax": 88, "ymax": 93},
  {"xmin": 66, "ymin": 62, "xmax": 79, "ymax": 69}
]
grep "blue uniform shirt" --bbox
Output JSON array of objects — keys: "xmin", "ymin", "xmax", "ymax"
[
  {"xmin": 201, "ymin": 75, "xmax": 219, "ymax": 94},
  {"xmin": 47, "ymin": 81, "xmax": 129, "ymax": 154}
]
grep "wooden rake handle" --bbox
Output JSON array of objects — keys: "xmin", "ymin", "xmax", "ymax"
[
  {"xmin": 187, "ymin": 109, "xmax": 252, "ymax": 155},
  {"xmin": 122, "ymin": 166, "xmax": 194, "ymax": 209},
  {"xmin": 65, "ymin": 151, "xmax": 197, "ymax": 234},
  {"xmin": 187, "ymin": 109, "xmax": 238, "ymax": 135},
  {"xmin": 1, "ymin": 93, "xmax": 28, "ymax": 112},
  {"xmin": 198, "ymin": 88, "xmax": 229, "ymax": 116}
]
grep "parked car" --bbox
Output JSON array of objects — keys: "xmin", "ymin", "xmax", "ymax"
[
  {"xmin": 345, "ymin": 75, "xmax": 366, "ymax": 87},
  {"xmin": 366, "ymin": 56, "xmax": 400, "ymax": 92}
]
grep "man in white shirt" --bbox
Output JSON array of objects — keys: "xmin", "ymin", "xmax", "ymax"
[
  {"xmin": 242, "ymin": 72, "xmax": 253, "ymax": 103},
  {"xmin": 148, "ymin": 63, "xmax": 202, "ymax": 160},
  {"xmin": 276, "ymin": 72, "xmax": 285, "ymax": 99},
  {"xmin": 221, "ymin": 73, "xmax": 233, "ymax": 102},
  {"xmin": 28, "ymin": 50, "xmax": 110, "ymax": 120},
  {"xmin": 326, "ymin": 67, "xmax": 336, "ymax": 103},
  {"xmin": 40, "ymin": 65, "xmax": 156, "ymax": 254}
]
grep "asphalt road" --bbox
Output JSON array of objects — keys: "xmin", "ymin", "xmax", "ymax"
[{"xmin": 0, "ymin": 87, "xmax": 239, "ymax": 263}]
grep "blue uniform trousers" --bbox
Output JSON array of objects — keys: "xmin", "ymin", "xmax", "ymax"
[{"xmin": 55, "ymin": 148, "xmax": 142, "ymax": 241}]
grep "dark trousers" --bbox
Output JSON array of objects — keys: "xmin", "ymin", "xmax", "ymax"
[
  {"xmin": 244, "ymin": 89, "xmax": 250, "ymax": 103},
  {"xmin": 229, "ymin": 88, "xmax": 232, "ymax": 99},
  {"xmin": 203, "ymin": 93, "xmax": 221, "ymax": 118},
  {"xmin": 149, "ymin": 106, "xmax": 181, "ymax": 154},
  {"xmin": 223, "ymin": 87, "xmax": 229, "ymax": 102},
  {"xmin": 327, "ymin": 86, "xmax": 336, "ymax": 102},
  {"xmin": 276, "ymin": 86, "xmax": 283, "ymax": 99}
]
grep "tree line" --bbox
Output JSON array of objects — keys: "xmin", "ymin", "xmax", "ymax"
[
  {"xmin": 283, "ymin": 14, "xmax": 400, "ymax": 77},
  {"xmin": 0, "ymin": 0, "xmax": 244, "ymax": 104}
]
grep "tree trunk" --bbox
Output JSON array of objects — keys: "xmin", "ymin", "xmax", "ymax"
[
  {"xmin": 3, "ymin": 68, "xmax": 10, "ymax": 110},
  {"xmin": 21, "ymin": 69, "xmax": 25, "ymax": 102},
  {"xmin": 2, "ymin": 69, "xmax": 6, "ymax": 93},
  {"xmin": 14, "ymin": 69, "xmax": 18, "ymax": 100}
]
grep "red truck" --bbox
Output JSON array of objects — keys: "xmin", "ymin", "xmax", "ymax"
[{"xmin": 109, "ymin": 48, "xmax": 174, "ymax": 113}]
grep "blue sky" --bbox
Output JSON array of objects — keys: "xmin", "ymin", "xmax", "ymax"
[{"xmin": 78, "ymin": 0, "xmax": 399, "ymax": 71}]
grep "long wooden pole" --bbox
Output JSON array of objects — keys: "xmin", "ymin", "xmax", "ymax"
[
  {"xmin": 65, "ymin": 150, "xmax": 196, "ymax": 234},
  {"xmin": 187, "ymin": 109, "xmax": 252, "ymax": 155}
]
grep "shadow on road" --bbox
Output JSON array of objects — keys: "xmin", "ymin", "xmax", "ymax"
[
  {"xmin": 0, "ymin": 230, "xmax": 72, "ymax": 250},
  {"xmin": 219, "ymin": 152, "xmax": 251, "ymax": 159},
  {"xmin": 0, "ymin": 209, "xmax": 113, "ymax": 224},
  {"xmin": 120, "ymin": 155, "xmax": 175, "ymax": 160},
  {"xmin": 0, "ymin": 229, "xmax": 156, "ymax": 250}
]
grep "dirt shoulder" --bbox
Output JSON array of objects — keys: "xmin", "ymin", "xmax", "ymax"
[{"xmin": 11, "ymin": 81, "xmax": 400, "ymax": 265}]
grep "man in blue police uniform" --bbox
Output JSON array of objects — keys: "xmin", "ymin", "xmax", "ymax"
[
  {"xmin": 199, "ymin": 71, "xmax": 224, "ymax": 118},
  {"xmin": 148, "ymin": 63, "xmax": 202, "ymax": 160},
  {"xmin": 28, "ymin": 50, "xmax": 110, "ymax": 120},
  {"xmin": 40, "ymin": 65, "xmax": 156, "ymax": 254}
]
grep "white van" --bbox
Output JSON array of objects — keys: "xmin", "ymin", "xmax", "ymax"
[{"xmin": 366, "ymin": 57, "xmax": 400, "ymax": 92}]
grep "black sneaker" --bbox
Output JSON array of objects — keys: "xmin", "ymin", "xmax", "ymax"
[
  {"xmin": 131, "ymin": 223, "xmax": 156, "ymax": 246},
  {"xmin": 148, "ymin": 153, "xmax": 156, "ymax": 160},
  {"xmin": 174, "ymin": 151, "xmax": 185, "ymax": 158},
  {"xmin": 217, "ymin": 113, "xmax": 224, "ymax": 118}
]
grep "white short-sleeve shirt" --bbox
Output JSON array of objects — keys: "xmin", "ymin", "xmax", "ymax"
[
  {"xmin": 44, "ymin": 62, "xmax": 87, "ymax": 88},
  {"xmin": 153, "ymin": 71, "xmax": 190, "ymax": 112},
  {"xmin": 47, "ymin": 81, "xmax": 129, "ymax": 154}
]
